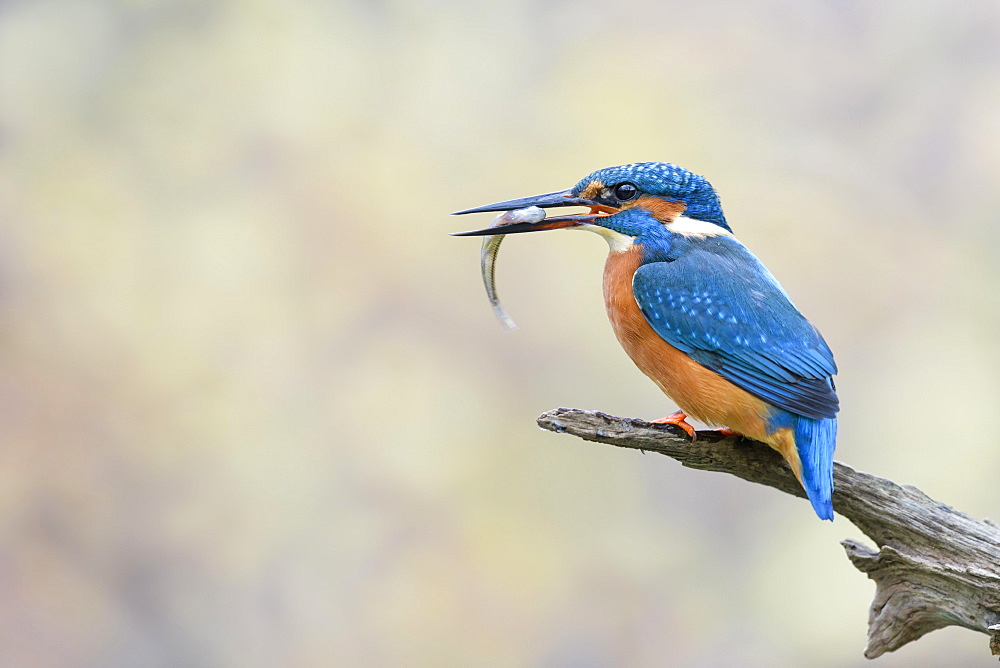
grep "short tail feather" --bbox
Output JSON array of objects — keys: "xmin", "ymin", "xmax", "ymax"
[{"xmin": 794, "ymin": 416, "xmax": 837, "ymax": 521}]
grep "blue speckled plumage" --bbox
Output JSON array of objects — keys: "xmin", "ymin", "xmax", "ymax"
[{"xmin": 632, "ymin": 238, "xmax": 838, "ymax": 419}]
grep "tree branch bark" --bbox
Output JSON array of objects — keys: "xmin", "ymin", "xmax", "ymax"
[{"xmin": 536, "ymin": 407, "xmax": 1000, "ymax": 660}]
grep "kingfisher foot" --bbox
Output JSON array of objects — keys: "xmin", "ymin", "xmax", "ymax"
[
  {"xmin": 716, "ymin": 428, "xmax": 743, "ymax": 438},
  {"xmin": 652, "ymin": 411, "xmax": 697, "ymax": 440}
]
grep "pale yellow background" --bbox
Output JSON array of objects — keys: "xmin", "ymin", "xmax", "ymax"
[{"xmin": 1, "ymin": 1, "xmax": 998, "ymax": 665}]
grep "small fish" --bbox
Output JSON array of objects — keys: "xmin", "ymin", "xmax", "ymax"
[{"xmin": 481, "ymin": 206, "xmax": 546, "ymax": 332}]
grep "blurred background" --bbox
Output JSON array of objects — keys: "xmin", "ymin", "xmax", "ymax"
[{"xmin": 1, "ymin": 0, "xmax": 999, "ymax": 665}]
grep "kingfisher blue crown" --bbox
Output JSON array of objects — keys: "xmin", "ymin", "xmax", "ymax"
[{"xmin": 572, "ymin": 162, "xmax": 729, "ymax": 230}]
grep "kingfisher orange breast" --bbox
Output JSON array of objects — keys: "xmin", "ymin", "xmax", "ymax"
[{"xmin": 602, "ymin": 246, "xmax": 774, "ymax": 443}]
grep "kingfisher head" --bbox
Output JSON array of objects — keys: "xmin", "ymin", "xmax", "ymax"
[{"xmin": 452, "ymin": 162, "xmax": 730, "ymax": 248}]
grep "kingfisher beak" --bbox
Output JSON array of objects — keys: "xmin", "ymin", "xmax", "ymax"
[
  {"xmin": 450, "ymin": 188, "xmax": 602, "ymax": 236},
  {"xmin": 452, "ymin": 188, "xmax": 593, "ymax": 215},
  {"xmin": 450, "ymin": 214, "xmax": 599, "ymax": 236}
]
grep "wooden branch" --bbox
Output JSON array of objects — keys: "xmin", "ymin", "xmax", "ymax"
[{"xmin": 537, "ymin": 407, "xmax": 1000, "ymax": 660}]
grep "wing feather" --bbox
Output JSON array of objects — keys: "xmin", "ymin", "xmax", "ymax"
[{"xmin": 632, "ymin": 239, "xmax": 838, "ymax": 419}]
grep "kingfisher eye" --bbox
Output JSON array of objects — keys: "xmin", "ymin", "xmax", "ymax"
[{"xmin": 614, "ymin": 182, "xmax": 638, "ymax": 201}]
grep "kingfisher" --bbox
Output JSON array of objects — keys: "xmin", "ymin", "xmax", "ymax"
[{"xmin": 453, "ymin": 162, "xmax": 839, "ymax": 520}]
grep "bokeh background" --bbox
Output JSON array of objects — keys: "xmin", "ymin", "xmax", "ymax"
[{"xmin": 1, "ymin": 0, "xmax": 999, "ymax": 665}]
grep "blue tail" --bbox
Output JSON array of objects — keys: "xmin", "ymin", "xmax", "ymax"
[{"xmin": 795, "ymin": 416, "xmax": 838, "ymax": 521}]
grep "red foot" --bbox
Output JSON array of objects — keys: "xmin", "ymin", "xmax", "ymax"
[
  {"xmin": 652, "ymin": 410, "xmax": 697, "ymax": 440},
  {"xmin": 716, "ymin": 427, "xmax": 743, "ymax": 438}
]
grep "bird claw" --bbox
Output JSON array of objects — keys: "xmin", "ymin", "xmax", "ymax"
[
  {"xmin": 716, "ymin": 427, "xmax": 743, "ymax": 438},
  {"xmin": 652, "ymin": 411, "xmax": 697, "ymax": 440}
]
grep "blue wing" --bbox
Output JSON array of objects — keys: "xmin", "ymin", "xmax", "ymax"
[{"xmin": 632, "ymin": 238, "xmax": 838, "ymax": 419}]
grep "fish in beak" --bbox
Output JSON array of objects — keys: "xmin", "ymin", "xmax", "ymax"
[{"xmin": 450, "ymin": 189, "xmax": 603, "ymax": 236}]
